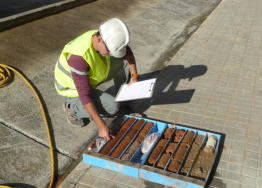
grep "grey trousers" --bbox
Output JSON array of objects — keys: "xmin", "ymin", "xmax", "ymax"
[{"xmin": 64, "ymin": 57, "xmax": 129, "ymax": 120}]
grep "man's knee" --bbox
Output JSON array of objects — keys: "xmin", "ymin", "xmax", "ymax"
[
  {"xmin": 107, "ymin": 102, "xmax": 120, "ymax": 115},
  {"xmin": 99, "ymin": 92, "xmax": 120, "ymax": 115}
]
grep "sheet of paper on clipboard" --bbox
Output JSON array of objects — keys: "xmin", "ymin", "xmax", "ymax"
[{"xmin": 115, "ymin": 78, "xmax": 157, "ymax": 102}]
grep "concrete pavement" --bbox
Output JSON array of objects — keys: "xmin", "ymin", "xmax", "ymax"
[
  {"xmin": 60, "ymin": 0, "xmax": 262, "ymax": 187},
  {"xmin": 0, "ymin": 0, "xmax": 230, "ymax": 187}
]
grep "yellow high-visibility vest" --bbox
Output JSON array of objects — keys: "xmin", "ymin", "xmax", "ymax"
[{"xmin": 54, "ymin": 30, "xmax": 110, "ymax": 97}]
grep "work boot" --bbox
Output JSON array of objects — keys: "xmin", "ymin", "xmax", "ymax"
[{"xmin": 63, "ymin": 102, "xmax": 85, "ymax": 127}]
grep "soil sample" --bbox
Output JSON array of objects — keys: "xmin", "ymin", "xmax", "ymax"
[
  {"xmin": 190, "ymin": 150, "xmax": 215, "ymax": 179},
  {"xmin": 174, "ymin": 129, "xmax": 186, "ymax": 143},
  {"xmin": 137, "ymin": 122, "xmax": 154, "ymax": 142},
  {"xmin": 121, "ymin": 141, "xmax": 141, "ymax": 160},
  {"xmin": 156, "ymin": 142, "xmax": 177, "ymax": 168},
  {"xmin": 100, "ymin": 118, "xmax": 135, "ymax": 155},
  {"xmin": 157, "ymin": 153, "xmax": 171, "ymax": 169},
  {"xmin": 190, "ymin": 135, "xmax": 217, "ymax": 179},
  {"xmin": 203, "ymin": 135, "xmax": 217, "ymax": 153},
  {"xmin": 122, "ymin": 122, "xmax": 154, "ymax": 160},
  {"xmin": 182, "ymin": 131, "xmax": 195, "ymax": 145},
  {"xmin": 168, "ymin": 143, "xmax": 189, "ymax": 173},
  {"xmin": 180, "ymin": 135, "xmax": 204, "ymax": 174},
  {"xmin": 163, "ymin": 128, "xmax": 175, "ymax": 139},
  {"xmin": 111, "ymin": 119, "xmax": 145, "ymax": 158},
  {"xmin": 148, "ymin": 139, "xmax": 168, "ymax": 165},
  {"xmin": 155, "ymin": 129, "xmax": 186, "ymax": 170},
  {"xmin": 166, "ymin": 142, "xmax": 178, "ymax": 154},
  {"xmin": 156, "ymin": 131, "xmax": 194, "ymax": 169}
]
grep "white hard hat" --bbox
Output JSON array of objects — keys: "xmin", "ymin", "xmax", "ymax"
[{"xmin": 99, "ymin": 18, "xmax": 129, "ymax": 58}]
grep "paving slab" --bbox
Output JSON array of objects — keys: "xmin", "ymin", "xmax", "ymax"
[
  {"xmin": 0, "ymin": 123, "xmax": 73, "ymax": 187},
  {"xmin": 129, "ymin": 0, "xmax": 221, "ymax": 73}
]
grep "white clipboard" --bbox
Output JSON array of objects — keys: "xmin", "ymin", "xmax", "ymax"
[{"xmin": 115, "ymin": 78, "xmax": 157, "ymax": 102}]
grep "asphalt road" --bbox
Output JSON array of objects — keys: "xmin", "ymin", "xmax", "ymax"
[{"xmin": 0, "ymin": 0, "xmax": 64, "ymax": 18}]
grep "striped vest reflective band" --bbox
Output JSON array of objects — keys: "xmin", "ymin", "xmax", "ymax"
[{"xmin": 54, "ymin": 30, "xmax": 110, "ymax": 97}]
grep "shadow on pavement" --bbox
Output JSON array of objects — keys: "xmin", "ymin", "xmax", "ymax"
[
  {"xmin": 131, "ymin": 65, "xmax": 208, "ymax": 114},
  {"xmin": 143, "ymin": 180, "xmax": 165, "ymax": 188}
]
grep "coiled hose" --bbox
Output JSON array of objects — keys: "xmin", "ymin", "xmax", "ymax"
[{"xmin": 0, "ymin": 64, "xmax": 55, "ymax": 188}]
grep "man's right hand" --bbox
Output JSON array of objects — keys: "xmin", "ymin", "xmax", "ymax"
[
  {"xmin": 84, "ymin": 102, "xmax": 115, "ymax": 141},
  {"xmin": 98, "ymin": 125, "xmax": 111, "ymax": 140}
]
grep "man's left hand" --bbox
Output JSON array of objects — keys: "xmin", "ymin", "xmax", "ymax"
[{"xmin": 128, "ymin": 77, "xmax": 138, "ymax": 86}]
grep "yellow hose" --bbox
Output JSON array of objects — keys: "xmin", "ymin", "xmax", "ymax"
[{"xmin": 0, "ymin": 64, "xmax": 55, "ymax": 188}]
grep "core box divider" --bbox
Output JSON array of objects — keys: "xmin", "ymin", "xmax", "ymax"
[
  {"xmin": 118, "ymin": 120, "xmax": 147, "ymax": 159},
  {"xmin": 107, "ymin": 118, "xmax": 137, "ymax": 156},
  {"xmin": 164, "ymin": 129, "xmax": 188, "ymax": 171},
  {"xmin": 153, "ymin": 126, "xmax": 176, "ymax": 168}
]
